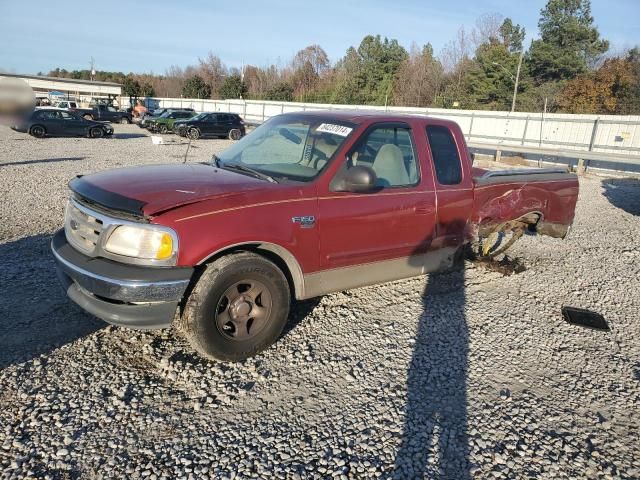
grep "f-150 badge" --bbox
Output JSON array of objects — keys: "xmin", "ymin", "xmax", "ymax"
[{"xmin": 292, "ymin": 215, "xmax": 316, "ymax": 228}]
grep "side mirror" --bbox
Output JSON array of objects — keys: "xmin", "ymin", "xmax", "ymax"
[{"xmin": 331, "ymin": 165, "xmax": 378, "ymax": 193}]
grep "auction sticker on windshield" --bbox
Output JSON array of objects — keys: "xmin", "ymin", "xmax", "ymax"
[{"xmin": 316, "ymin": 123, "xmax": 353, "ymax": 137}]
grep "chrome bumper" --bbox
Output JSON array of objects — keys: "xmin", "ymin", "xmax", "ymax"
[{"xmin": 51, "ymin": 230, "xmax": 193, "ymax": 329}]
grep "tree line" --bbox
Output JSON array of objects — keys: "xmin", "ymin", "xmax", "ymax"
[{"xmin": 44, "ymin": 0, "xmax": 639, "ymax": 114}]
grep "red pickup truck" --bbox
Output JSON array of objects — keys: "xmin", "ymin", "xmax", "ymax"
[{"xmin": 52, "ymin": 111, "xmax": 579, "ymax": 361}]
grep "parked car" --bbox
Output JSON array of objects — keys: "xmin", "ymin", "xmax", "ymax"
[
  {"xmin": 51, "ymin": 111, "xmax": 578, "ymax": 361},
  {"xmin": 146, "ymin": 110, "xmax": 197, "ymax": 133},
  {"xmin": 74, "ymin": 105, "xmax": 132, "ymax": 124},
  {"xmin": 54, "ymin": 100, "xmax": 80, "ymax": 110},
  {"xmin": 174, "ymin": 112, "xmax": 245, "ymax": 140},
  {"xmin": 139, "ymin": 108, "xmax": 195, "ymax": 128},
  {"xmin": 12, "ymin": 108, "xmax": 114, "ymax": 138}
]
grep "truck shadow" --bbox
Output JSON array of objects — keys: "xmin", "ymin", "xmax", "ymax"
[
  {"xmin": 393, "ymin": 264, "xmax": 470, "ymax": 479},
  {"xmin": 602, "ymin": 178, "xmax": 640, "ymax": 216},
  {"xmin": 0, "ymin": 234, "xmax": 103, "ymax": 370}
]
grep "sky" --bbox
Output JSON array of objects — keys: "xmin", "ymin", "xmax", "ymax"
[{"xmin": 0, "ymin": 0, "xmax": 638, "ymax": 75}]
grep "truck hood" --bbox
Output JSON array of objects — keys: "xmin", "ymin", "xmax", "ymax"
[{"xmin": 69, "ymin": 163, "xmax": 266, "ymax": 217}]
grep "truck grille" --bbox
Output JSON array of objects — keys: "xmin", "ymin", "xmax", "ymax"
[{"xmin": 64, "ymin": 200, "xmax": 104, "ymax": 255}]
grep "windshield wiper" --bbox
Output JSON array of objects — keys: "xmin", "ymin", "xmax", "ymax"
[{"xmin": 217, "ymin": 160, "xmax": 278, "ymax": 184}]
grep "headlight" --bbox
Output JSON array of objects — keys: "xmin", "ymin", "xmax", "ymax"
[{"xmin": 104, "ymin": 225, "xmax": 178, "ymax": 264}]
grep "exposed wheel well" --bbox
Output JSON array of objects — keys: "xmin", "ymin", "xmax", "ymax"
[{"xmin": 193, "ymin": 243, "xmax": 301, "ymax": 301}]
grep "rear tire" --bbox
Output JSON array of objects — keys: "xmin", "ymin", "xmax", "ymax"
[
  {"xmin": 29, "ymin": 125, "xmax": 46, "ymax": 138},
  {"xmin": 89, "ymin": 127, "xmax": 104, "ymax": 138},
  {"xmin": 229, "ymin": 128, "xmax": 242, "ymax": 141},
  {"xmin": 180, "ymin": 252, "xmax": 291, "ymax": 362},
  {"xmin": 120, "ymin": 117, "xmax": 129, "ymax": 124}
]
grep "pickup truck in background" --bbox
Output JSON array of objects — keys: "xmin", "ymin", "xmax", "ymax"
[
  {"xmin": 51, "ymin": 111, "xmax": 579, "ymax": 361},
  {"xmin": 73, "ymin": 104, "xmax": 132, "ymax": 124}
]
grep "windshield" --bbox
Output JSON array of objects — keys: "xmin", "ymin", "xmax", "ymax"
[
  {"xmin": 189, "ymin": 112, "xmax": 207, "ymax": 121},
  {"xmin": 214, "ymin": 116, "xmax": 355, "ymax": 182}
]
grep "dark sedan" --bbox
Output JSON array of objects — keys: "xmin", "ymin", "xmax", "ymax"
[
  {"xmin": 12, "ymin": 108, "xmax": 114, "ymax": 138},
  {"xmin": 174, "ymin": 112, "xmax": 245, "ymax": 140}
]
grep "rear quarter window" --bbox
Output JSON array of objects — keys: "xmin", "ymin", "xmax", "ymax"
[{"xmin": 426, "ymin": 125, "xmax": 462, "ymax": 185}]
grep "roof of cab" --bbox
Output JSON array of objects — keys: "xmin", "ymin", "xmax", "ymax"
[{"xmin": 279, "ymin": 109, "xmax": 459, "ymax": 126}]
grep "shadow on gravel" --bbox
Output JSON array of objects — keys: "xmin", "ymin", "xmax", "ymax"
[
  {"xmin": 112, "ymin": 133, "xmax": 149, "ymax": 139},
  {"xmin": 602, "ymin": 178, "xmax": 640, "ymax": 216},
  {"xmin": 0, "ymin": 234, "xmax": 103, "ymax": 370},
  {"xmin": 394, "ymin": 265, "xmax": 470, "ymax": 479},
  {"xmin": 0, "ymin": 157, "xmax": 85, "ymax": 168}
]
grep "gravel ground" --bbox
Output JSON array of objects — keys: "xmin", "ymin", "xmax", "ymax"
[{"xmin": 0, "ymin": 124, "xmax": 639, "ymax": 479}]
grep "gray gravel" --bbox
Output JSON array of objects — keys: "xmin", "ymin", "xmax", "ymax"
[{"xmin": 1, "ymin": 124, "xmax": 639, "ymax": 479}]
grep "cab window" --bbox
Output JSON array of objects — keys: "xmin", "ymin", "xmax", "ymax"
[
  {"xmin": 347, "ymin": 125, "xmax": 419, "ymax": 188},
  {"xmin": 426, "ymin": 125, "xmax": 462, "ymax": 185}
]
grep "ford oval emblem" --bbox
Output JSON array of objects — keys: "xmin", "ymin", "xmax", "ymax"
[{"xmin": 70, "ymin": 219, "xmax": 79, "ymax": 230}]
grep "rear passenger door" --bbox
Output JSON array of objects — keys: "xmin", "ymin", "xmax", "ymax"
[
  {"xmin": 200, "ymin": 114, "xmax": 218, "ymax": 136},
  {"xmin": 36, "ymin": 110, "xmax": 62, "ymax": 135},
  {"xmin": 425, "ymin": 123, "xmax": 474, "ymax": 249}
]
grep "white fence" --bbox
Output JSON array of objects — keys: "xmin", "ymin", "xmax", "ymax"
[{"xmin": 145, "ymin": 97, "xmax": 640, "ymax": 157}]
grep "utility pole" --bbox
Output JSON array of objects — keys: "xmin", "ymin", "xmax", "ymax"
[
  {"xmin": 90, "ymin": 57, "xmax": 96, "ymax": 82},
  {"xmin": 492, "ymin": 50, "xmax": 524, "ymax": 113},
  {"xmin": 511, "ymin": 50, "xmax": 524, "ymax": 113}
]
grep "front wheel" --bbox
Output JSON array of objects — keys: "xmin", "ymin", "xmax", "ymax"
[
  {"xmin": 120, "ymin": 117, "xmax": 129, "ymax": 124},
  {"xmin": 180, "ymin": 252, "xmax": 291, "ymax": 362},
  {"xmin": 229, "ymin": 128, "xmax": 242, "ymax": 140},
  {"xmin": 89, "ymin": 127, "xmax": 104, "ymax": 138},
  {"xmin": 159, "ymin": 124, "xmax": 168, "ymax": 134}
]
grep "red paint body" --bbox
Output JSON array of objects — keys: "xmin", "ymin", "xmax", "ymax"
[{"xmin": 82, "ymin": 112, "xmax": 579, "ymax": 280}]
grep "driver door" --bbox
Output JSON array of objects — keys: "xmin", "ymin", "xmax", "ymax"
[
  {"xmin": 317, "ymin": 122, "xmax": 437, "ymax": 279},
  {"xmin": 59, "ymin": 110, "xmax": 86, "ymax": 135}
]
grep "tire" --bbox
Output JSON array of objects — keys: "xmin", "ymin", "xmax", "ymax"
[
  {"xmin": 159, "ymin": 124, "xmax": 168, "ymax": 134},
  {"xmin": 188, "ymin": 128, "xmax": 200, "ymax": 140},
  {"xmin": 120, "ymin": 117, "xmax": 129, "ymax": 124},
  {"xmin": 89, "ymin": 127, "xmax": 104, "ymax": 139},
  {"xmin": 229, "ymin": 128, "xmax": 242, "ymax": 141},
  {"xmin": 29, "ymin": 125, "xmax": 46, "ymax": 138},
  {"xmin": 180, "ymin": 252, "xmax": 291, "ymax": 362}
]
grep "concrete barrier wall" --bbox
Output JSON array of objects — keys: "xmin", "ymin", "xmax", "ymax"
[{"xmin": 145, "ymin": 97, "xmax": 640, "ymax": 156}]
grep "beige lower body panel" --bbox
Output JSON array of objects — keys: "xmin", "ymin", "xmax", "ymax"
[{"xmin": 302, "ymin": 247, "xmax": 459, "ymax": 299}]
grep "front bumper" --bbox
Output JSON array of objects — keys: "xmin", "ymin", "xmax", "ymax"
[{"xmin": 51, "ymin": 230, "xmax": 193, "ymax": 329}]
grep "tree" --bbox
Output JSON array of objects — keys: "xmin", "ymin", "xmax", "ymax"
[
  {"xmin": 198, "ymin": 52, "xmax": 227, "ymax": 98},
  {"xmin": 499, "ymin": 18, "xmax": 526, "ymax": 53},
  {"xmin": 615, "ymin": 47, "xmax": 640, "ymax": 114},
  {"xmin": 219, "ymin": 75, "xmax": 247, "ymax": 99},
  {"xmin": 460, "ymin": 17, "xmax": 529, "ymax": 110},
  {"xmin": 332, "ymin": 35, "xmax": 408, "ymax": 105},
  {"xmin": 122, "ymin": 76, "xmax": 141, "ymax": 97},
  {"xmin": 393, "ymin": 43, "xmax": 444, "ymax": 107},
  {"xmin": 332, "ymin": 47, "xmax": 364, "ymax": 104},
  {"xmin": 559, "ymin": 56, "xmax": 635, "ymax": 113},
  {"xmin": 265, "ymin": 82, "xmax": 294, "ymax": 101},
  {"xmin": 139, "ymin": 81, "xmax": 155, "ymax": 97},
  {"xmin": 182, "ymin": 75, "xmax": 211, "ymax": 99},
  {"xmin": 528, "ymin": 0, "xmax": 609, "ymax": 82}
]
